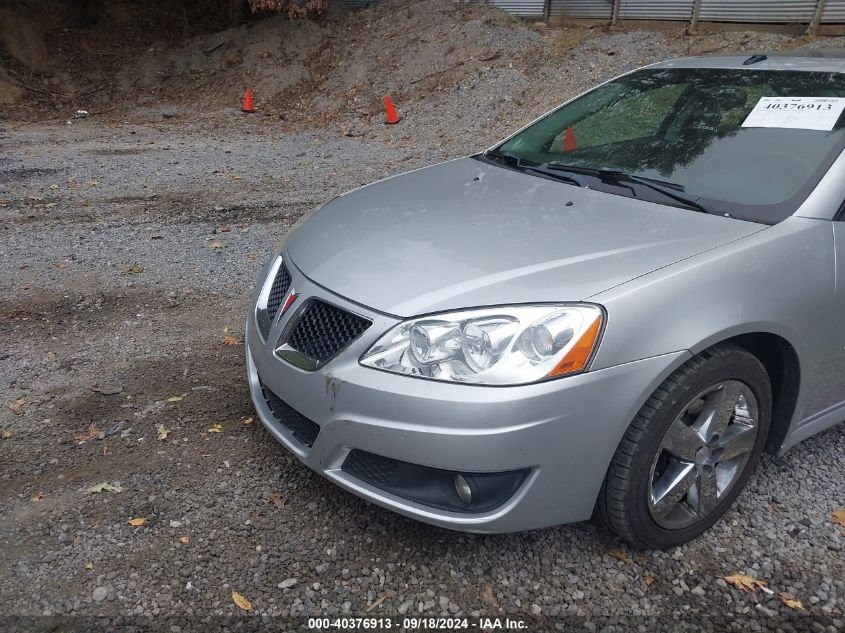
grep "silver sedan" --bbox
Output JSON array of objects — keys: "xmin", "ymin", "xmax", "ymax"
[{"xmin": 246, "ymin": 52, "xmax": 845, "ymax": 548}]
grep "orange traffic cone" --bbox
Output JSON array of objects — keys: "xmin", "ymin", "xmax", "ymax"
[
  {"xmin": 384, "ymin": 95, "xmax": 401, "ymax": 124},
  {"xmin": 242, "ymin": 88, "xmax": 255, "ymax": 113},
  {"xmin": 563, "ymin": 126, "xmax": 576, "ymax": 152}
]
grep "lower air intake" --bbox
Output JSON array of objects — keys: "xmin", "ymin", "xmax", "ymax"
[{"xmin": 260, "ymin": 382, "xmax": 320, "ymax": 448}]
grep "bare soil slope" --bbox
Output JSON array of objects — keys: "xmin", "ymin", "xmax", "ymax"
[{"xmin": 4, "ymin": 0, "xmax": 844, "ymax": 132}]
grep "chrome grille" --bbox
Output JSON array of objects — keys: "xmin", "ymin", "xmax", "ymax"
[{"xmin": 286, "ymin": 300, "xmax": 371, "ymax": 364}]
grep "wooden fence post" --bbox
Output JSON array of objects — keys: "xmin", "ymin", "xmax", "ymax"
[
  {"xmin": 611, "ymin": 0, "xmax": 621, "ymax": 25},
  {"xmin": 690, "ymin": 0, "xmax": 703, "ymax": 32},
  {"xmin": 808, "ymin": 0, "xmax": 829, "ymax": 35}
]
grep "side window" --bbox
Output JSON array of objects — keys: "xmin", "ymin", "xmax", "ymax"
[{"xmin": 555, "ymin": 84, "xmax": 687, "ymax": 150}]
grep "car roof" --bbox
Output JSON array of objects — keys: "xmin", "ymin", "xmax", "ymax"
[{"xmin": 650, "ymin": 50, "xmax": 845, "ymax": 73}]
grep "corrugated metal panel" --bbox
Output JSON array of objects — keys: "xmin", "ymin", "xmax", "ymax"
[
  {"xmin": 333, "ymin": 0, "xmax": 837, "ymax": 24},
  {"xmin": 485, "ymin": 0, "xmax": 545, "ymax": 17},
  {"xmin": 331, "ymin": 0, "xmax": 379, "ymax": 7},
  {"xmin": 697, "ymin": 0, "xmax": 818, "ymax": 24},
  {"xmin": 619, "ymin": 0, "xmax": 695, "ymax": 20},
  {"xmin": 822, "ymin": 0, "xmax": 845, "ymax": 23},
  {"xmin": 549, "ymin": 0, "xmax": 614, "ymax": 19}
]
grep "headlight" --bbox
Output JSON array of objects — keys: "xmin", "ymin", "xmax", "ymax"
[{"xmin": 360, "ymin": 304, "xmax": 603, "ymax": 385}]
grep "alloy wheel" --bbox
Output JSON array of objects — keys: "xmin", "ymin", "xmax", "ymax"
[{"xmin": 647, "ymin": 380, "xmax": 760, "ymax": 530}]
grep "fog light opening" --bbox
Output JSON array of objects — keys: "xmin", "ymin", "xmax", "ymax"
[
  {"xmin": 455, "ymin": 474, "xmax": 473, "ymax": 505},
  {"xmin": 342, "ymin": 449, "xmax": 530, "ymax": 513}
]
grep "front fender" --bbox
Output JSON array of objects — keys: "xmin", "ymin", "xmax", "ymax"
[{"xmin": 588, "ymin": 216, "xmax": 835, "ymax": 431}]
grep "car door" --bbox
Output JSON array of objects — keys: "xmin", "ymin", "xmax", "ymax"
[
  {"xmin": 802, "ymin": 221, "xmax": 845, "ymax": 420},
  {"xmin": 830, "ymin": 221, "xmax": 845, "ymax": 409}
]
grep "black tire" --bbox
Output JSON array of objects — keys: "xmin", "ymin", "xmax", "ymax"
[{"xmin": 596, "ymin": 343, "xmax": 772, "ymax": 549}]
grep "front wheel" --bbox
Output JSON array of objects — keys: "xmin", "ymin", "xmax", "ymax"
[{"xmin": 597, "ymin": 343, "xmax": 772, "ymax": 549}]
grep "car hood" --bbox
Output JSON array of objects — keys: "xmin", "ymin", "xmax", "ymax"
[{"xmin": 286, "ymin": 157, "xmax": 765, "ymax": 317}]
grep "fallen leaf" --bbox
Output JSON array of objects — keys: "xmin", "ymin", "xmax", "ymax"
[
  {"xmin": 832, "ymin": 508, "xmax": 845, "ymax": 527},
  {"xmin": 644, "ymin": 575, "xmax": 655, "ymax": 586},
  {"xmin": 218, "ymin": 226, "xmax": 232, "ymax": 232},
  {"xmin": 779, "ymin": 592, "xmax": 804, "ymax": 610},
  {"xmin": 2, "ymin": 431, "xmax": 11, "ymax": 439},
  {"xmin": 165, "ymin": 395, "xmax": 183, "ymax": 403},
  {"xmin": 122, "ymin": 263, "xmax": 144, "ymax": 275},
  {"xmin": 268, "ymin": 492, "xmax": 287, "ymax": 509},
  {"xmin": 366, "ymin": 594, "xmax": 388, "ymax": 612},
  {"xmin": 8, "ymin": 398, "xmax": 26, "ymax": 414},
  {"xmin": 480, "ymin": 583, "xmax": 499, "ymax": 608},
  {"xmin": 208, "ymin": 423, "xmax": 222, "ymax": 433},
  {"xmin": 209, "ymin": 239, "xmax": 225, "ymax": 249},
  {"xmin": 242, "ymin": 417, "xmax": 254, "ymax": 426},
  {"xmin": 74, "ymin": 423, "xmax": 100, "ymax": 443},
  {"xmin": 229, "ymin": 174, "xmax": 243, "ymax": 181},
  {"xmin": 724, "ymin": 573, "xmax": 767, "ymax": 593},
  {"xmin": 222, "ymin": 335, "xmax": 242, "ymax": 345},
  {"xmin": 127, "ymin": 517, "xmax": 146, "ymax": 526},
  {"xmin": 55, "ymin": 262, "xmax": 67, "ymax": 269},
  {"xmin": 607, "ymin": 549, "xmax": 632, "ymax": 564},
  {"xmin": 102, "ymin": 445, "xmax": 110, "ymax": 456},
  {"xmin": 157, "ymin": 424, "xmax": 169, "ymax": 441},
  {"xmin": 232, "ymin": 591, "xmax": 252, "ymax": 611},
  {"xmin": 31, "ymin": 491, "xmax": 44, "ymax": 502},
  {"xmin": 179, "ymin": 536, "xmax": 190, "ymax": 544},
  {"xmin": 84, "ymin": 563, "xmax": 93, "ymax": 570},
  {"xmin": 87, "ymin": 482, "xmax": 123, "ymax": 494}
]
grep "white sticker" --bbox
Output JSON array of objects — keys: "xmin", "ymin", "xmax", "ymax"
[{"xmin": 742, "ymin": 96, "xmax": 845, "ymax": 131}]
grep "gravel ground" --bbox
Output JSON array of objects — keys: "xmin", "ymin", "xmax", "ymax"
[{"xmin": 2, "ymin": 20, "xmax": 845, "ymax": 633}]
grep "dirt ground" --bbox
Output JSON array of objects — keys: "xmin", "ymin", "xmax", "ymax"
[{"xmin": 1, "ymin": 2, "xmax": 844, "ymax": 631}]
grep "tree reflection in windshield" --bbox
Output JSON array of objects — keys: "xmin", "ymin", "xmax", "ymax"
[{"xmin": 498, "ymin": 68, "xmax": 845, "ymax": 224}]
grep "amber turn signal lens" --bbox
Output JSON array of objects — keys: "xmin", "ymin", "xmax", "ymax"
[{"xmin": 548, "ymin": 315, "xmax": 603, "ymax": 377}]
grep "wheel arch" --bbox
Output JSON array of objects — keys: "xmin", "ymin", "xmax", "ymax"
[
  {"xmin": 691, "ymin": 331, "xmax": 802, "ymax": 454},
  {"xmin": 593, "ymin": 327, "xmax": 803, "ymax": 525}
]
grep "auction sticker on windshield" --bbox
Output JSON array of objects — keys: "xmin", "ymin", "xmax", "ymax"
[{"xmin": 742, "ymin": 96, "xmax": 845, "ymax": 131}]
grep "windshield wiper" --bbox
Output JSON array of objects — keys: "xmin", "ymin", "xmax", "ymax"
[
  {"xmin": 482, "ymin": 151, "xmax": 587, "ymax": 188},
  {"xmin": 483, "ymin": 148, "xmax": 520, "ymax": 166},
  {"xmin": 521, "ymin": 164, "xmax": 588, "ymax": 188},
  {"xmin": 546, "ymin": 163, "xmax": 716, "ymax": 215}
]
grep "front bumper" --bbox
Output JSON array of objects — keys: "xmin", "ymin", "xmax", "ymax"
[{"xmin": 246, "ymin": 257, "xmax": 689, "ymax": 533}]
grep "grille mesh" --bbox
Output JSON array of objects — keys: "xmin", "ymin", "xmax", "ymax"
[
  {"xmin": 287, "ymin": 300, "xmax": 371, "ymax": 363},
  {"xmin": 266, "ymin": 263, "xmax": 292, "ymax": 319},
  {"xmin": 260, "ymin": 382, "xmax": 320, "ymax": 448},
  {"xmin": 343, "ymin": 450, "xmax": 400, "ymax": 486}
]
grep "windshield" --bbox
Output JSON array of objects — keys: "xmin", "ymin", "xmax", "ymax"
[{"xmin": 491, "ymin": 67, "xmax": 845, "ymax": 223}]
